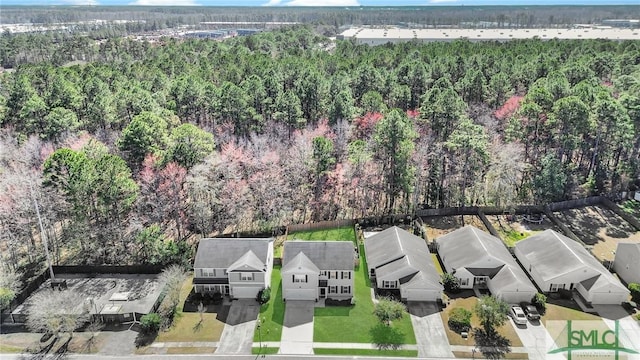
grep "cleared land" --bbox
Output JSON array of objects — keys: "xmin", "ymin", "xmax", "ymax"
[
  {"xmin": 487, "ymin": 214, "xmax": 560, "ymax": 247},
  {"xmin": 554, "ymin": 206, "xmax": 640, "ymax": 262},
  {"xmin": 423, "ymin": 215, "xmax": 488, "ymax": 241}
]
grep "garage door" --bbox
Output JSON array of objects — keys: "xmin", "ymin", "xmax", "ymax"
[
  {"xmin": 284, "ymin": 289, "xmax": 316, "ymax": 301},
  {"xmin": 232, "ymin": 286, "xmax": 261, "ymax": 299},
  {"xmin": 590, "ymin": 292, "xmax": 627, "ymax": 305},
  {"xmin": 499, "ymin": 292, "xmax": 533, "ymax": 305},
  {"xmin": 402, "ymin": 289, "xmax": 440, "ymax": 302}
]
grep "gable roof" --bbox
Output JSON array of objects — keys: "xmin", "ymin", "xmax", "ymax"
[
  {"xmin": 282, "ymin": 251, "xmax": 320, "ymax": 274},
  {"xmin": 491, "ymin": 264, "xmax": 537, "ymax": 294},
  {"xmin": 227, "ymin": 250, "xmax": 265, "ymax": 272},
  {"xmin": 365, "ymin": 226, "xmax": 442, "ymax": 291},
  {"xmin": 364, "ymin": 226, "xmax": 430, "ymax": 269},
  {"xmin": 516, "ymin": 230, "xmax": 628, "ymax": 293},
  {"xmin": 194, "ymin": 238, "xmax": 272, "ymax": 269},
  {"xmin": 515, "ymin": 230, "xmax": 598, "ymax": 281},
  {"xmin": 283, "ymin": 241, "xmax": 354, "ymax": 270},
  {"xmin": 436, "ymin": 226, "xmax": 535, "ymax": 293},
  {"xmin": 436, "ymin": 226, "xmax": 514, "ymax": 271}
]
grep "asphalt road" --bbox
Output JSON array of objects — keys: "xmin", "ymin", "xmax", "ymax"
[{"xmin": 0, "ymin": 355, "xmax": 458, "ymax": 360}]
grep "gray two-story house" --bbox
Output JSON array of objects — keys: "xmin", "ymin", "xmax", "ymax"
[
  {"xmin": 193, "ymin": 238, "xmax": 274, "ymax": 299},
  {"xmin": 282, "ymin": 241, "xmax": 355, "ymax": 302}
]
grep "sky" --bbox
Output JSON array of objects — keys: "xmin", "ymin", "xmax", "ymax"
[{"xmin": 3, "ymin": 0, "xmax": 640, "ymax": 6}]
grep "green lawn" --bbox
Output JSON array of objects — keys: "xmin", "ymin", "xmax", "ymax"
[
  {"xmin": 431, "ymin": 254, "xmax": 444, "ymax": 275},
  {"xmin": 314, "ymin": 348, "xmax": 418, "ymax": 357},
  {"xmin": 313, "ymin": 245, "xmax": 416, "ymax": 344},
  {"xmin": 500, "ymin": 229, "xmax": 530, "ymax": 247},
  {"xmin": 288, "ymin": 226, "xmax": 356, "ymax": 243},
  {"xmin": 157, "ymin": 275, "xmax": 225, "ymax": 343},
  {"xmin": 254, "ymin": 266, "xmax": 284, "ymax": 342}
]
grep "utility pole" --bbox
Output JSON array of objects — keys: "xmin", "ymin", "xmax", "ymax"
[{"xmin": 29, "ymin": 182, "xmax": 55, "ymax": 280}]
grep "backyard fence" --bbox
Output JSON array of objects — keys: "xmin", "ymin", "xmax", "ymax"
[{"xmin": 287, "ymin": 219, "xmax": 354, "ymax": 233}]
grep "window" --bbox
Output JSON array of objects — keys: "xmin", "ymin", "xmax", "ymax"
[
  {"xmin": 341, "ymin": 286, "xmax": 351, "ymax": 294},
  {"xmin": 320, "ymin": 271, "xmax": 328, "ymax": 277},
  {"xmin": 329, "ymin": 271, "xmax": 338, "ymax": 279},
  {"xmin": 240, "ymin": 272, "xmax": 254, "ymax": 281},
  {"xmin": 341, "ymin": 271, "xmax": 351, "ymax": 279},
  {"xmin": 382, "ymin": 281, "xmax": 395, "ymax": 289},
  {"xmin": 201, "ymin": 268, "xmax": 215, "ymax": 277},
  {"xmin": 293, "ymin": 274, "xmax": 307, "ymax": 283},
  {"xmin": 459, "ymin": 278, "xmax": 469, "ymax": 286},
  {"xmin": 329, "ymin": 286, "xmax": 338, "ymax": 294}
]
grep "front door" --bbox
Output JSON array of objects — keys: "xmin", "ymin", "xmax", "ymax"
[{"xmin": 320, "ymin": 288, "xmax": 326, "ymax": 298}]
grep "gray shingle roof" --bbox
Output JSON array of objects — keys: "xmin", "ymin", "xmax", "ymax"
[
  {"xmin": 436, "ymin": 226, "xmax": 534, "ymax": 292},
  {"xmin": 365, "ymin": 226, "xmax": 442, "ymax": 291},
  {"xmin": 227, "ymin": 250, "xmax": 265, "ymax": 272},
  {"xmin": 194, "ymin": 238, "xmax": 272, "ymax": 269},
  {"xmin": 515, "ymin": 230, "xmax": 589, "ymax": 281},
  {"xmin": 516, "ymin": 230, "xmax": 627, "ymax": 292},
  {"xmin": 364, "ymin": 226, "xmax": 430, "ymax": 269},
  {"xmin": 283, "ymin": 241, "xmax": 354, "ymax": 270},
  {"xmin": 282, "ymin": 251, "xmax": 320, "ymax": 274},
  {"xmin": 436, "ymin": 226, "xmax": 514, "ymax": 271}
]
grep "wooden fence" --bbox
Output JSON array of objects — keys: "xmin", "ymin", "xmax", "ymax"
[{"xmin": 287, "ymin": 219, "xmax": 354, "ymax": 233}]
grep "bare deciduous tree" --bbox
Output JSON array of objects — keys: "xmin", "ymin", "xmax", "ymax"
[{"xmin": 25, "ymin": 289, "xmax": 89, "ymax": 340}]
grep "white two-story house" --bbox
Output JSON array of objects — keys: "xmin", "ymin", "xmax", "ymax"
[
  {"xmin": 281, "ymin": 241, "xmax": 355, "ymax": 302},
  {"xmin": 193, "ymin": 238, "xmax": 274, "ymax": 299}
]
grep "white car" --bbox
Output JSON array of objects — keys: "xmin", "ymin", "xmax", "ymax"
[{"xmin": 510, "ymin": 306, "xmax": 528, "ymax": 325}]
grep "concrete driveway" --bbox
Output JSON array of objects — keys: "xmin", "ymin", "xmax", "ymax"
[
  {"xmin": 407, "ymin": 301, "xmax": 454, "ymax": 358},
  {"xmin": 216, "ymin": 299, "xmax": 260, "ymax": 354},
  {"xmin": 510, "ymin": 318, "xmax": 564, "ymax": 360},
  {"xmin": 596, "ymin": 305, "xmax": 640, "ymax": 358},
  {"xmin": 279, "ymin": 300, "xmax": 315, "ymax": 355}
]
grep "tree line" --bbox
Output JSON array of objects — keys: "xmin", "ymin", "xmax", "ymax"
[{"xmin": 0, "ymin": 26, "xmax": 639, "ymax": 275}]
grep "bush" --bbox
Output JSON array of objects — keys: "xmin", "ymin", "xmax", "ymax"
[
  {"xmin": 629, "ymin": 283, "xmax": 640, "ymax": 303},
  {"xmin": 532, "ymin": 292, "xmax": 547, "ymax": 313},
  {"xmin": 635, "ymin": 313, "xmax": 640, "ymax": 322},
  {"xmin": 448, "ymin": 307, "xmax": 472, "ymax": 333},
  {"xmin": 257, "ymin": 288, "xmax": 271, "ymax": 304},
  {"xmin": 140, "ymin": 313, "xmax": 161, "ymax": 333},
  {"xmin": 441, "ymin": 273, "xmax": 461, "ymax": 293}
]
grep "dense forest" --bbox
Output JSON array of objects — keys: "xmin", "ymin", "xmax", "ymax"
[{"xmin": 0, "ymin": 26, "xmax": 639, "ymax": 274}]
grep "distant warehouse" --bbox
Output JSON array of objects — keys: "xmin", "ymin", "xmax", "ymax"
[{"xmin": 338, "ymin": 27, "xmax": 640, "ymax": 45}]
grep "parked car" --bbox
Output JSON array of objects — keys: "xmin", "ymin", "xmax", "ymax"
[
  {"xmin": 524, "ymin": 305, "xmax": 541, "ymax": 321},
  {"xmin": 510, "ymin": 306, "xmax": 528, "ymax": 325}
]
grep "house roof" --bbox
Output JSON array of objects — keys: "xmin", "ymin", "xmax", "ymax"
[
  {"xmin": 437, "ymin": 226, "xmax": 535, "ymax": 293},
  {"xmin": 365, "ymin": 226, "xmax": 442, "ymax": 291},
  {"xmin": 227, "ymin": 250, "xmax": 265, "ymax": 272},
  {"xmin": 436, "ymin": 226, "xmax": 514, "ymax": 271},
  {"xmin": 516, "ymin": 230, "xmax": 599, "ymax": 281},
  {"xmin": 282, "ymin": 251, "xmax": 320, "ymax": 274},
  {"xmin": 516, "ymin": 230, "xmax": 628, "ymax": 293},
  {"xmin": 491, "ymin": 264, "xmax": 537, "ymax": 294},
  {"xmin": 364, "ymin": 226, "xmax": 430, "ymax": 269},
  {"xmin": 194, "ymin": 238, "xmax": 272, "ymax": 269},
  {"xmin": 283, "ymin": 241, "xmax": 354, "ymax": 270}
]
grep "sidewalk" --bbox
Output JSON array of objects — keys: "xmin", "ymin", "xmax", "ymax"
[{"xmin": 253, "ymin": 341, "xmax": 419, "ymax": 350}]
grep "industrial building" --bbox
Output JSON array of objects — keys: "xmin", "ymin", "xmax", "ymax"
[{"xmin": 339, "ymin": 27, "xmax": 640, "ymax": 45}]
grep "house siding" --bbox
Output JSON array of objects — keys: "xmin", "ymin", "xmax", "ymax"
[{"xmin": 613, "ymin": 247, "xmax": 640, "ymax": 285}]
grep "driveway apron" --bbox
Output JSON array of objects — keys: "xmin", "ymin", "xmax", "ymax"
[
  {"xmin": 407, "ymin": 301, "xmax": 454, "ymax": 358},
  {"xmin": 216, "ymin": 299, "xmax": 260, "ymax": 354},
  {"xmin": 279, "ymin": 300, "xmax": 315, "ymax": 355},
  {"xmin": 511, "ymin": 318, "xmax": 564, "ymax": 360}
]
